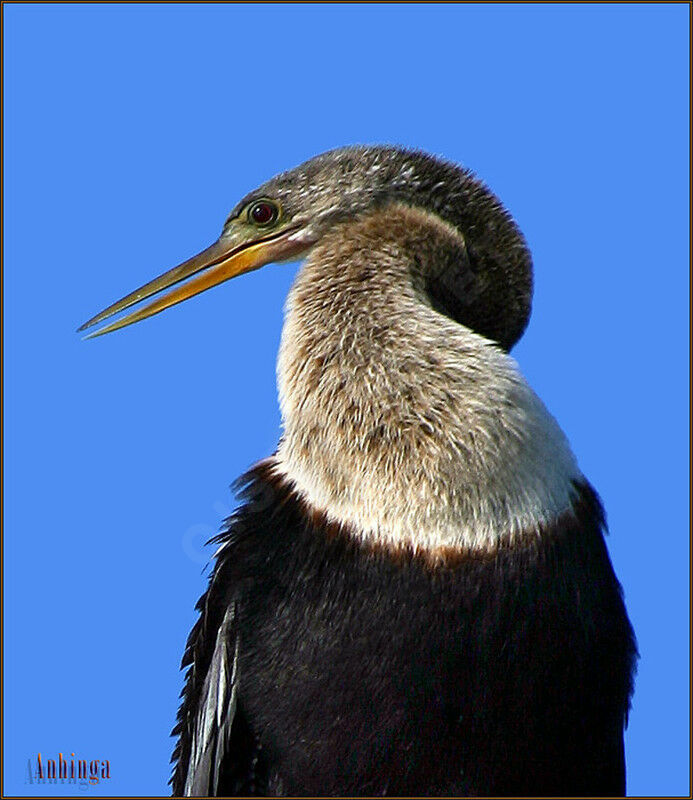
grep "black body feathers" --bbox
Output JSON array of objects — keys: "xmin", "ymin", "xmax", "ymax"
[{"xmin": 171, "ymin": 463, "xmax": 636, "ymax": 797}]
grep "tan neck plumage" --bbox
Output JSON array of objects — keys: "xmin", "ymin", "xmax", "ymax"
[{"xmin": 273, "ymin": 205, "xmax": 580, "ymax": 554}]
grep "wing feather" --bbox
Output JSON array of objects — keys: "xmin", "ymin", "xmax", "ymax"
[{"xmin": 182, "ymin": 602, "xmax": 238, "ymax": 795}]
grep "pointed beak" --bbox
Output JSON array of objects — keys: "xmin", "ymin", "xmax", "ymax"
[{"xmin": 78, "ymin": 226, "xmax": 308, "ymax": 338}]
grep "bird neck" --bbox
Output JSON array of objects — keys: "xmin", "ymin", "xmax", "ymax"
[{"xmin": 273, "ymin": 205, "xmax": 579, "ymax": 556}]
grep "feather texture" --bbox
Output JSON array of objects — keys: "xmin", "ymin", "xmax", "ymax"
[
  {"xmin": 171, "ymin": 465, "xmax": 637, "ymax": 796},
  {"xmin": 168, "ymin": 146, "xmax": 636, "ymax": 796},
  {"xmin": 182, "ymin": 604, "xmax": 239, "ymax": 796}
]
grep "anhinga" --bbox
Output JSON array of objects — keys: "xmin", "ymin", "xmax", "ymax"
[{"xmin": 80, "ymin": 146, "xmax": 637, "ymax": 797}]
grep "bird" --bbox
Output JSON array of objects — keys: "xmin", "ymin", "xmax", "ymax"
[{"xmin": 80, "ymin": 145, "xmax": 637, "ymax": 797}]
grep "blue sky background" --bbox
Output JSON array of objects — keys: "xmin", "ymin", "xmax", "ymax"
[{"xmin": 4, "ymin": 4, "xmax": 689, "ymax": 797}]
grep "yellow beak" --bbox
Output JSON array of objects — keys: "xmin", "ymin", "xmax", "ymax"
[{"xmin": 79, "ymin": 227, "xmax": 306, "ymax": 338}]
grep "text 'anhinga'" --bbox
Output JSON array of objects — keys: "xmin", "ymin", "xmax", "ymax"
[{"xmin": 81, "ymin": 146, "xmax": 637, "ymax": 797}]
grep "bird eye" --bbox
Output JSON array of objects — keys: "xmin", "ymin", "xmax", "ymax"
[{"xmin": 249, "ymin": 200, "xmax": 279, "ymax": 226}]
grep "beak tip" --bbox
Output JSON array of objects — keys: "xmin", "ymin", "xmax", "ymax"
[
  {"xmin": 77, "ymin": 315, "xmax": 100, "ymax": 333},
  {"xmin": 78, "ymin": 231, "xmax": 284, "ymax": 340},
  {"xmin": 82, "ymin": 327, "xmax": 107, "ymax": 341}
]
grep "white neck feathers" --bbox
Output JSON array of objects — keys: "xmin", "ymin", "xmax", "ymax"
[{"xmin": 272, "ymin": 206, "xmax": 580, "ymax": 554}]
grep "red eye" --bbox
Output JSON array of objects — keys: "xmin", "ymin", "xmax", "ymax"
[{"xmin": 249, "ymin": 201, "xmax": 278, "ymax": 225}]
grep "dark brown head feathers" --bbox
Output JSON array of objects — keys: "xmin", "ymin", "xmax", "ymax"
[{"xmin": 234, "ymin": 145, "xmax": 533, "ymax": 351}]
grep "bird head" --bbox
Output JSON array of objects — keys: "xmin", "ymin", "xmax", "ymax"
[{"xmin": 79, "ymin": 146, "xmax": 532, "ymax": 349}]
